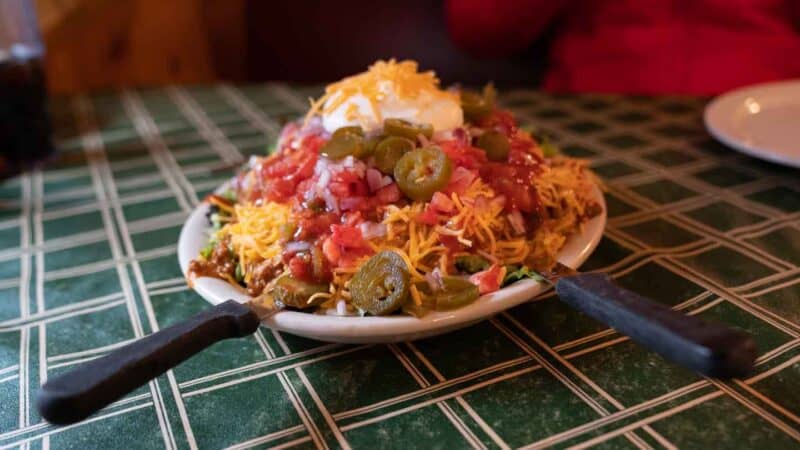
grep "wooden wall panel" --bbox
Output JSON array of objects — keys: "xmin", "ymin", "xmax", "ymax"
[{"xmin": 39, "ymin": 0, "xmax": 245, "ymax": 94}]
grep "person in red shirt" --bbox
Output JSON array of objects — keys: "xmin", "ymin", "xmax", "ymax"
[{"xmin": 446, "ymin": 0, "xmax": 800, "ymax": 95}]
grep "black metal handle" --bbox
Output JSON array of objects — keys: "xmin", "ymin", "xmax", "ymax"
[
  {"xmin": 555, "ymin": 273, "xmax": 756, "ymax": 378},
  {"xmin": 37, "ymin": 300, "xmax": 260, "ymax": 425}
]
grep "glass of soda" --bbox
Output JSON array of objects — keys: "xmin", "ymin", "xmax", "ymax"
[{"xmin": 0, "ymin": 0, "xmax": 54, "ymax": 180}]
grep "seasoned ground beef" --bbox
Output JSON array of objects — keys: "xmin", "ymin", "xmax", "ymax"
[{"xmin": 188, "ymin": 237, "xmax": 236, "ymax": 281}]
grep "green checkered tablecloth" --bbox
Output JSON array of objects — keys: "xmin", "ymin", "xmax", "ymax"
[{"xmin": 1, "ymin": 84, "xmax": 799, "ymax": 449}]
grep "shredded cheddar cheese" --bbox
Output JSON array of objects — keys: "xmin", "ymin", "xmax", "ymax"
[{"xmin": 222, "ymin": 203, "xmax": 291, "ymax": 283}]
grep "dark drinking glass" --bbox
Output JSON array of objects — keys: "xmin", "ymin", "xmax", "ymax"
[{"xmin": 0, "ymin": 0, "xmax": 54, "ymax": 179}]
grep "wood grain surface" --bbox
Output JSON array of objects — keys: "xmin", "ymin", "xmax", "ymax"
[{"xmin": 38, "ymin": 0, "xmax": 244, "ymax": 94}]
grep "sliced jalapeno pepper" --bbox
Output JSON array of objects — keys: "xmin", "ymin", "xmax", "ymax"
[
  {"xmin": 334, "ymin": 126, "xmax": 364, "ymax": 137},
  {"xmin": 362, "ymin": 134, "xmax": 384, "ymax": 158},
  {"xmin": 384, "ymin": 118, "xmax": 433, "ymax": 141},
  {"xmin": 393, "ymin": 146, "xmax": 453, "ymax": 201},
  {"xmin": 272, "ymin": 275, "xmax": 329, "ymax": 309},
  {"xmin": 433, "ymin": 277, "xmax": 480, "ymax": 310},
  {"xmin": 476, "ymin": 130, "xmax": 510, "ymax": 161},
  {"xmin": 414, "ymin": 276, "xmax": 481, "ymax": 310},
  {"xmin": 461, "ymin": 83, "xmax": 497, "ymax": 122},
  {"xmin": 321, "ymin": 126, "xmax": 366, "ymax": 159},
  {"xmin": 349, "ymin": 251, "xmax": 410, "ymax": 315},
  {"xmin": 374, "ymin": 136, "xmax": 415, "ymax": 175}
]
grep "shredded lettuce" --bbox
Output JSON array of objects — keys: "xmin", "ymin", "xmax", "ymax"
[
  {"xmin": 200, "ymin": 242, "xmax": 214, "ymax": 259},
  {"xmin": 220, "ymin": 189, "xmax": 237, "ymax": 203},
  {"xmin": 539, "ymin": 135, "xmax": 560, "ymax": 157},
  {"xmin": 210, "ymin": 211, "xmax": 224, "ymax": 231},
  {"xmin": 502, "ymin": 265, "xmax": 543, "ymax": 286},
  {"xmin": 199, "ymin": 236, "xmax": 219, "ymax": 260}
]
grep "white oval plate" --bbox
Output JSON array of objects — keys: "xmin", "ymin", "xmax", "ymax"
[
  {"xmin": 704, "ymin": 79, "xmax": 800, "ymax": 168},
  {"xmin": 178, "ymin": 186, "xmax": 605, "ymax": 343}
]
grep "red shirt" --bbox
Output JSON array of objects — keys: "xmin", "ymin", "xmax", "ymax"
[{"xmin": 446, "ymin": 0, "xmax": 800, "ymax": 94}]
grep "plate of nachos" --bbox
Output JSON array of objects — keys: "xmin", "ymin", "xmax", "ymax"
[{"xmin": 178, "ymin": 60, "xmax": 605, "ymax": 343}]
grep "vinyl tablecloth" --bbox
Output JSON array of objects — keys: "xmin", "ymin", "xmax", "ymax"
[{"xmin": 1, "ymin": 85, "xmax": 799, "ymax": 450}]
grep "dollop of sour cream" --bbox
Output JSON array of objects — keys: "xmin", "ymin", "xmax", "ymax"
[
  {"xmin": 322, "ymin": 80, "xmax": 463, "ymax": 134},
  {"xmin": 309, "ymin": 60, "xmax": 464, "ymax": 134}
]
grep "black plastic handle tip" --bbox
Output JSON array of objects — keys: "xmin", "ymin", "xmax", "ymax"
[
  {"xmin": 37, "ymin": 300, "xmax": 260, "ymax": 425},
  {"xmin": 556, "ymin": 273, "xmax": 757, "ymax": 379}
]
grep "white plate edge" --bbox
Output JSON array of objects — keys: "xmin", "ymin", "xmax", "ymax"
[{"xmin": 704, "ymin": 79, "xmax": 800, "ymax": 169}]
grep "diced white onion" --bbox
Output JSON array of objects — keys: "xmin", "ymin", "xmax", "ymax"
[
  {"xmin": 317, "ymin": 169, "xmax": 331, "ymax": 190},
  {"xmin": 366, "ymin": 168, "xmax": 392, "ymax": 192},
  {"xmin": 314, "ymin": 156, "xmax": 329, "ymax": 176},
  {"xmin": 336, "ymin": 299, "xmax": 348, "ymax": 316},
  {"xmin": 323, "ymin": 190, "xmax": 339, "ymax": 213},
  {"xmin": 508, "ymin": 210, "xmax": 526, "ymax": 235},
  {"xmin": 247, "ymin": 155, "xmax": 260, "ymax": 169},
  {"xmin": 425, "ymin": 268, "xmax": 445, "ymax": 292},
  {"xmin": 366, "ymin": 168, "xmax": 383, "ymax": 192},
  {"xmin": 358, "ymin": 221, "xmax": 387, "ymax": 239},
  {"xmin": 284, "ymin": 241, "xmax": 311, "ymax": 253}
]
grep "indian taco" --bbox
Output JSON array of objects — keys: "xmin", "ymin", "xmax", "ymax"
[{"xmin": 188, "ymin": 59, "xmax": 602, "ymax": 317}]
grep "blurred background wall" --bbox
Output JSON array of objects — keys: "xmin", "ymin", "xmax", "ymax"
[{"xmin": 37, "ymin": 0, "xmax": 546, "ymax": 94}]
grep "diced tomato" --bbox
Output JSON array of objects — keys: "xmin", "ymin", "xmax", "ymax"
[
  {"xmin": 287, "ymin": 253, "xmax": 313, "ymax": 281},
  {"xmin": 375, "ymin": 183, "xmax": 401, "ymax": 204},
  {"xmin": 298, "ymin": 134, "xmax": 326, "ymax": 157},
  {"xmin": 258, "ymin": 136, "xmax": 320, "ymax": 203},
  {"xmin": 341, "ymin": 211, "xmax": 364, "ymax": 227},
  {"xmin": 416, "ymin": 208, "xmax": 441, "ymax": 225},
  {"xmin": 443, "ymin": 166, "xmax": 477, "ymax": 196},
  {"xmin": 331, "ymin": 225, "xmax": 372, "ymax": 254},
  {"xmin": 322, "ymin": 236, "xmax": 341, "ymax": 265},
  {"xmin": 469, "ymin": 264, "xmax": 504, "ymax": 294},
  {"xmin": 417, "ymin": 191, "xmax": 457, "ymax": 225},
  {"xmin": 439, "ymin": 234, "xmax": 464, "ymax": 252},
  {"xmin": 326, "ymin": 225, "xmax": 373, "ymax": 267},
  {"xmin": 262, "ymin": 177, "xmax": 294, "ymax": 203},
  {"xmin": 339, "ymin": 196, "xmax": 368, "ymax": 211},
  {"xmin": 328, "ymin": 169, "xmax": 369, "ymax": 198},
  {"xmin": 263, "ymin": 147, "xmax": 317, "ymax": 181},
  {"xmin": 430, "ymin": 192, "xmax": 455, "ymax": 213},
  {"xmin": 439, "ymin": 139, "xmax": 488, "ymax": 170},
  {"xmin": 295, "ymin": 212, "xmax": 338, "ymax": 241},
  {"xmin": 479, "ymin": 162, "xmax": 542, "ymax": 213},
  {"xmin": 295, "ymin": 178, "xmax": 316, "ymax": 200},
  {"xmin": 331, "ymin": 224, "xmax": 365, "ymax": 248}
]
